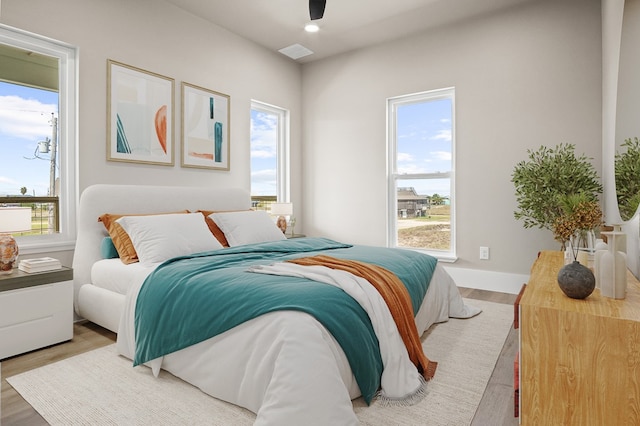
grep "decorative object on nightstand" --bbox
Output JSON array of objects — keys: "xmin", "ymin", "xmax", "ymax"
[
  {"xmin": 512, "ymin": 143, "xmax": 602, "ymax": 248},
  {"xmin": 270, "ymin": 202, "xmax": 293, "ymax": 234},
  {"xmin": 552, "ymin": 193, "xmax": 603, "ymax": 299},
  {"xmin": 19, "ymin": 256, "xmax": 62, "ymax": 273},
  {"xmin": 289, "ymin": 216, "xmax": 297, "ymax": 237},
  {"xmin": 599, "ymin": 230, "xmax": 627, "ymax": 299},
  {"xmin": 556, "ymin": 260, "xmax": 596, "ymax": 299},
  {"xmin": 0, "ymin": 207, "xmax": 32, "ymax": 275}
]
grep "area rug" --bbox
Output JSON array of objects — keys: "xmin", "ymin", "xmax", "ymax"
[{"xmin": 7, "ymin": 299, "xmax": 513, "ymax": 425}]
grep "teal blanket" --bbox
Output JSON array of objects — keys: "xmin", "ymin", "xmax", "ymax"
[{"xmin": 134, "ymin": 237, "xmax": 437, "ymax": 404}]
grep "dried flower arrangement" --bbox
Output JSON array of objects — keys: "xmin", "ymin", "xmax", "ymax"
[{"xmin": 552, "ymin": 193, "xmax": 604, "ymax": 261}]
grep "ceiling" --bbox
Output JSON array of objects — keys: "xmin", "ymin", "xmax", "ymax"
[
  {"xmin": 164, "ymin": 0, "xmax": 536, "ymax": 63},
  {"xmin": 0, "ymin": 44, "xmax": 59, "ymax": 91}
]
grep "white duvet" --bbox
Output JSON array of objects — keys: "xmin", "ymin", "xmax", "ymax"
[{"xmin": 116, "ymin": 263, "xmax": 480, "ymax": 425}]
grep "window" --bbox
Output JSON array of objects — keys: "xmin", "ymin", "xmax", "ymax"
[
  {"xmin": 0, "ymin": 25, "xmax": 78, "ymax": 253},
  {"xmin": 250, "ymin": 100, "xmax": 289, "ymax": 210},
  {"xmin": 387, "ymin": 87, "xmax": 455, "ymax": 260}
]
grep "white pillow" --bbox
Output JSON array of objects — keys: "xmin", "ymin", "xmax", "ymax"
[
  {"xmin": 116, "ymin": 213, "xmax": 223, "ymax": 265},
  {"xmin": 210, "ymin": 210, "xmax": 286, "ymax": 246}
]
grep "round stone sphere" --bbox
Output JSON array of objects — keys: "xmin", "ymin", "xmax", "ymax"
[{"xmin": 557, "ymin": 261, "xmax": 596, "ymax": 299}]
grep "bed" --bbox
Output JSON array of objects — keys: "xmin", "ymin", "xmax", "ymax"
[{"xmin": 72, "ymin": 184, "xmax": 480, "ymax": 425}]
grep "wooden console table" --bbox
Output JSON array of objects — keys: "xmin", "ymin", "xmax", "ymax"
[{"xmin": 518, "ymin": 250, "xmax": 640, "ymax": 425}]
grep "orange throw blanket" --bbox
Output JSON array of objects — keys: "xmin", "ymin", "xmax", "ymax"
[{"xmin": 287, "ymin": 255, "xmax": 437, "ymax": 380}]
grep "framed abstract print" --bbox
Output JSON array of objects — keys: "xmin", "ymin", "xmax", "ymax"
[
  {"xmin": 107, "ymin": 59, "xmax": 174, "ymax": 165},
  {"xmin": 181, "ymin": 82, "xmax": 230, "ymax": 170}
]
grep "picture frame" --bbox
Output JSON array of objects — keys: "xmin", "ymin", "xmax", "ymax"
[
  {"xmin": 181, "ymin": 82, "xmax": 230, "ymax": 170},
  {"xmin": 107, "ymin": 59, "xmax": 175, "ymax": 165}
]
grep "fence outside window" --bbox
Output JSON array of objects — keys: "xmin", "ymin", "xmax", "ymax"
[{"xmin": 1, "ymin": 197, "xmax": 59, "ymax": 235}]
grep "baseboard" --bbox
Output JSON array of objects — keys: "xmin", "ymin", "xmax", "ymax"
[{"xmin": 443, "ymin": 266, "xmax": 528, "ymax": 295}]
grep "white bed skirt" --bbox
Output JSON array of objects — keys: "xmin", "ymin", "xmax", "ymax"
[{"xmin": 115, "ymin": 264, "xmax": 480, "ymax": 426}]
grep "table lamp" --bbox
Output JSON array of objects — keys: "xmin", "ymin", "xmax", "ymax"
[
  {"xmin": 0, "ymin": 207, "xmax": 32, "ymax": 274},
  {"xmin": 270, "ymin": 202, "xmax": 293, "ymax": 234}
]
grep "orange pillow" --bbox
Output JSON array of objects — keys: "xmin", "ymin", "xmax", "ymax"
[
  {"xmin": 98, "ymin": 211, "xmax": 189, "ymax": 264},
  {"xmin": 197, "ymin": 210, "xmax": 230, "ymax": 247}
]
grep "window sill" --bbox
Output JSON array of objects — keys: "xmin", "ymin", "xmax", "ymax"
[
  {"xmin": 432, "ymin": 254, "xmax": 458, "ymax": 263},
  {"xmin": 396, "ymin": 246, "xmax": 458, "ymax": 263},
  {"xmin": 16, "ymin": 239, "xmax": 76, "ymax": 255}
]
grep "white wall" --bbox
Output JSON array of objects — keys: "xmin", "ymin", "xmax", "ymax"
[
  {"xmin": 1, "ymin": 0, "xmax": 303, "ymax": 266},
  {"xmin": 2, "ymin": 0, "xmax": 606, "ymax": 290},
  {"xmin": 301, "ymin": 0, "xmax": 603, "ymax": 284}
]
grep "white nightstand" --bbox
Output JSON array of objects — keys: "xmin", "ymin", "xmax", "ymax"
[{"xmin": 0, "ymin": 266, "xmax": 73, "ymax": 359}]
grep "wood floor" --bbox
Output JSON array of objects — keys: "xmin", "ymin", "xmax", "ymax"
[
  {"xmin": 1, "ymin": 287, "xmax": 518, "ymax": 425},
  {"xmin": 458, "ymin": 287, "xmax": 519, "ymax": 426}
]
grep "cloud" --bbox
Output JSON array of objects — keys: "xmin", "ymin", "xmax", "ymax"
[
  {"xmin": 250, "ymin": 168, "xmax": 277, "ymax": 195},
  {"xmin": 398, "ymin": 130, "xmax": 419, "ymax": 140},
  {"xmin": 397, "ymin": 152, "xmax": 414, "ymax": 162},
  {"xmin": 0, "ymin": 175, "xmax": 19, "ymax": 185},
  {"xmin": 252, "ymin": 111, "xmax": 278, "ymax": 130},
  {"xmin": 250, "ymin": 112, "xmax": 277, "ymax": 158},
  {"xmin": 251, "ymin": 149, "xmax": 275, "ymax": 159},
  {"xmin": 0, "ymin": 95, "xmax": 56, "ymax": 140},
  {"xmin": 431, "ymin": 129, "xmax": 451, "ymax": 142},
  {"xmin": 251, "ymin": 168, "xmax": 276, "ymax": 182},
  {"xmin": 430, "ymin": 150, "xmax": 452, "ymax": 161}
]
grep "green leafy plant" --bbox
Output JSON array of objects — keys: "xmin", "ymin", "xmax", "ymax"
[
  {"xmin": 512, "ymin": 143, "xmax": 602, "ymax": 235},
  {"xmin": 615, "ymin": 137, "xmax": 640, "ymax": 221}
]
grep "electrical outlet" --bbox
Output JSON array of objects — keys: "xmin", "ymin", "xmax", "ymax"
[{"xmin": 480, "ymin": 246, "xmax": 490, "ymax": 260}]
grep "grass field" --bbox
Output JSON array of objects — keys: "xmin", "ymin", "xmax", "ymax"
[{"xmin": 397, "ymin": 205, "xmax": 451, "ymax": 250}]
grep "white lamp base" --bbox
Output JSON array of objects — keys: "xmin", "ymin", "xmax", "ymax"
[{"xmin": 0, "ymin": 233, "xmax": 19, "ymax": 274}]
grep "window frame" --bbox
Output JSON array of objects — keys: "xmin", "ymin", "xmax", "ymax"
[
  {"xmin": 250, "ymin": 100, "xmax": 290, "ymax": 202},
  {"xmin": 0, "ymin": 24, "xmax": 78, "ymax": 253},
  {"xmin": 386, "ymin": 87, "xmax": 456, "ymax": 261}
]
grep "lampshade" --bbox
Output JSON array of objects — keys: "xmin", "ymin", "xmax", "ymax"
[
  {"xmin": 0, "ymin": 207, "xmax": 32, "ymax": 233},
  {"xmin": 270, "ymin": 203, "xmax": 293, "ymax": 216}
]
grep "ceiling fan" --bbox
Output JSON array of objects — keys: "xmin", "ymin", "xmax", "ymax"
[{"xmin": 309, "ymin": 0, "xmax": 326, "ymax": 20}]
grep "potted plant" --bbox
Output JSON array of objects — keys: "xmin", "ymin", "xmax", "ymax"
[
  {"xmin": 552, "ymin": 193, "xmax": 603, "ymax": 299},
  {"xmin": 511, "ymin": 143, "xmax": 603, "ymax": 246},
  {"xmin": 512, "ymin": 144, "xmax": 604, "ymax": 299},
  {"xmin": 615, "ymin": 137, "xmax": 640, "ymax": 221}
]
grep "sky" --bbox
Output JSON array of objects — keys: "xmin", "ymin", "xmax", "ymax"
[
  {"xmin": 250, "ymin": 98, "xmax": 452, "ymax": 198},
  {"xmin": 0, "ymin": 82, "xmax": 449, "ymax": 198},
  {"xmin": 250, "ymin": 109, "xmax": 278, "ymax": 196},
  {"xmin": 0, "ymin": 81, "xmax": 58, "ymax": 196},
  {"xmin": 396, "ymin": 98, "xmax": 452, "ymax": 197}
]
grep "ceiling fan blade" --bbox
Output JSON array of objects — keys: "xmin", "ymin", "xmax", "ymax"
[{"xmin": 309, "ymin": 0, "xmax": 326, "ymax": 20}]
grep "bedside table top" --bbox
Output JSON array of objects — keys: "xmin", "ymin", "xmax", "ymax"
[
  {"xmin": 521, "ymin": 251, "xmax": 640, "ymax": 321},
  {"xmin": 0, "ymin": 267, "xmax": 73, "ymax": 293}
]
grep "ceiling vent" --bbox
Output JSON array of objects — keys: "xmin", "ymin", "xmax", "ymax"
[{"xmin": 278, "ymin": 44, "xmax": 314, "ymax": 60}]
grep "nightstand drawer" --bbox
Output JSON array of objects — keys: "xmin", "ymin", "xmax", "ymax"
[{"xmin": 0, "ymin": 279, "xmax": 73, "ymax": 359}]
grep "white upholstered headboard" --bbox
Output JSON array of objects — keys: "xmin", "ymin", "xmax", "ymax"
[{"xmin": 72, "ymin": 184, "xmax": 251, "ymax": 310}]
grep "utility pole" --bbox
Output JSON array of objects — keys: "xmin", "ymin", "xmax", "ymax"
[
  {"xmin": 49, "ymin": 113, "xmax": 57, "ymax": 197},
  {"xmin": 49, "ymin": 113, "xmax": 57, "ymax": 234}
]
